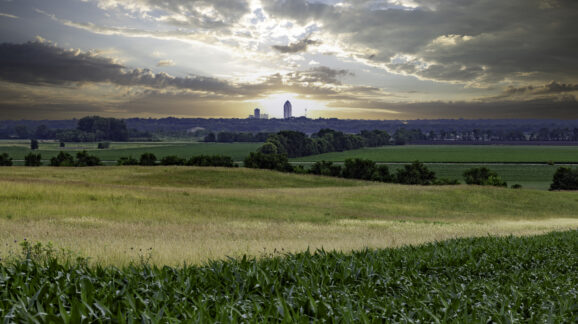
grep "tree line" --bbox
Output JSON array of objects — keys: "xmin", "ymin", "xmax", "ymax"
[
  {"xmin": 1, "ymin": 150, "xmax": 577, "ymax": 190},
  {"xmin": 2, "ymin": 116, "xmax": 151, "ymax": 142},
  {"xmin": 255, "ymin": 129, "xmax": 391, "ymax": 158}
]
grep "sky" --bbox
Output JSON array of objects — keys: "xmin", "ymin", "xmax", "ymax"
[{"xmin": 0, "ymin": 0, "xmax": 577, "ymax": 120}]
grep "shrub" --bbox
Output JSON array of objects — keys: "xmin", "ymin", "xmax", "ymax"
[
  {"xmin": 463, "ymin": 167, "xmax": 507, "ymax": 187},
  {"xmin": 139, "ymin": 153, "xmax": 157, "ymax": 166},
  {"xmin": 24, "ymin": 153, "xmax": 42, "ymax": 166},
  {"xmin": 76, "ymin": 151, "xmax": 101, "ymax": 166},
  {"xmin": 117, "ymin": 156, "xmax": 139, "ymax": 166},
  {"xmin": 549, "ymin": 167, "xmax": 578, "ymax": 190},
  {"xmin": 0, "ymin": 153, "xmax": 13, "ymax": 166},
  {"xmin": 511, "ymin": 184, "xmax": 522, "ymax": 189},
  {"xmin": 309, "ymin": 161, "xmax": 342, "ymax": 177},
  {"xmin": 59, "ymin": 141, "xmax": 65, "ymax": 148},
  {"xmin": 243, "ymin": 152, "xmax": 293, "ymax": 172},
  {"xmin": 396, "ymin": 161, "xmax": 436, "ymax": 185},
  {"xmin": 50, "ymin": 151, "xmax": 75, "ymax": 166},
  {"xmin": 30, "ymin": 139, "xmax": 39, "ymax": 150},
  {"xmin": 160, "ymin": 155, "xmax": 186, "ymax": 165}
]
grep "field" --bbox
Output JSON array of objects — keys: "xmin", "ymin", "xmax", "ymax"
[
  {"xmin": 1, "ymin": 167, "xmax": 577, "ymax": 266},
  {"xmin": 2, "ymin": 231, "xmax": 576, "ymax": 321},
  {"xmin": 2, "ymin": 141, "xmax": 576, "ymax": 189},
  {"xmin": 0, "ymin": 140, "xmax": 260, "ymax": 163},
  {"xmin": 289, "ymin": 145, "xmax": 578, "ymax": 190},
  {"xmin": 291, "ymin": 145, "xmax": 578, "ymax": 163},
  {"xmin": 2, "ymin": 166, "xmax": 578, "ymax": 321}
]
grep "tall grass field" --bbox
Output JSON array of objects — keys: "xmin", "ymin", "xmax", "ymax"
[{"xmin": 1, "ymin": 166, "xmax": 577, "ymax": 265}]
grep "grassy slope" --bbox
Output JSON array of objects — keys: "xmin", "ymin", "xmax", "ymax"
[
  {"xmin": 292, "ymin": 145, "xmax": 578, "ymax": 163},
  {"xmin": 0, "ymin": 141, "xmax": 260, "ymax": 162},
  {"xmin": 1, "ymin": 166, "xmax": 577, "ymax": 265}
]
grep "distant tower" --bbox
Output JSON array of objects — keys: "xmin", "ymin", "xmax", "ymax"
[
  {"xmin": 283, "ymin": 100, "xmax": 292, "ymax": 119},
  {"xmin": 254, "ymin": 108, "xmax": 260, "ymax": 119}
]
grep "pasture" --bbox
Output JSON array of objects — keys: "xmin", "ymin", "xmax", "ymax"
[{"xmin": 1, "ymin": 166, "xmax": 577, "ymax": 266}]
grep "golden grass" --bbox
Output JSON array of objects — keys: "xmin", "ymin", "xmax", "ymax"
[{"xmin": 1, "ymin": 166, "xmax": 577, "ymax": 265}]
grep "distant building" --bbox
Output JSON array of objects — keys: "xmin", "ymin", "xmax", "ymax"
[
  {"xmin": 248, "ymin": 107, "xmax": 268, "ymax": 119},
  {"xmin": 283, "ymin": 100, "xmax": 292, "ymax": 119}
]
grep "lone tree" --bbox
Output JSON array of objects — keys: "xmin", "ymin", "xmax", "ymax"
[
  {"xmin": 30, "ymin": 139, "xmax": 39, "ymax": 150},
  {"xmin": 24, "ymin": 153, "xmax": 42, "ymax": 166},
  {"xmin": 549, "ymin": 167, "xmax": 578, "ymax": 190}
]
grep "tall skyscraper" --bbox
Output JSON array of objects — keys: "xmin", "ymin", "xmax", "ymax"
[{"xmin": 283, "ymin": 100, "xmax": 292, "ymax": 119}]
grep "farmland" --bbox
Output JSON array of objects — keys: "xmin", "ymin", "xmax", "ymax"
[
  {"xmin": 1, "ymin": 229, "xmax": 577, "ymax": 321},
  {"xmin": 291, "ymin": 145, "xmax": 578, "ymax": 163},
  {"xmin": 1, "ymin": 166, "xmax": 577, "ymax": 265},
  {"xmin": 1, "ymin": 166, "xmax": 577, "ymax": 321},
  {"xmin": 0, "ymin": 140, "xmax": 260, "ymax": 163}
]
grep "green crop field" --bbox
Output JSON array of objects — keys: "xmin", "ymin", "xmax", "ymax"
[
  {"xmin": 0, "ymin": 140, "xmax": 260, "ymax": 163},
  {"xmin": 1, "ymin": 231, "xmax": 577, "ymax": 321},
  {"xmin": 291, "ymin": 145, "xmax": 578, "ymax": 163}
]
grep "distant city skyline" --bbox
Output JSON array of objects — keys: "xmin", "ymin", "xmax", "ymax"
[{"xmin": 0, "ymin": 1, "xmax": 577, "ymax": 120}]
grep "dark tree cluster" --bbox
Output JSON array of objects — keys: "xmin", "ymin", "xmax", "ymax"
[
  {"xmin": 549, "ymin": 167, "xmax": 578, "ymax": 190},
  {"xmin": 257, "ymin": 129, "xmax": 391, "ymax": 158},
  {"xmin": 0, "ymin": 153, "xmax": 12, "ymax": 166},
  {"xmin": 24, "ymin": 153, "xmax": 42, "ymax": 166},
  {"xmin": 463, "ymin": 167, "xmax": 507, "ymax": 187},
  {"xmin": 309, "ymin": 159, "xmax": 443, "ymax": 185},
  {"xmin": 76, "ymin": 116, "xmax": 128, "ymax": 141},
  {"xmin": 49, "ymin": 151, "xmax": 101, "ymax": 167},
  {"xmin": 243, "ymin": 152, "xmax": 293, "ymax": 172},
  {"xmin": 204, "ymin": 132, "xmax": 271, "ymax": 143},
  {"xmin": 117, "ymin": 153, "xmax": 235, "ymax": 167}
]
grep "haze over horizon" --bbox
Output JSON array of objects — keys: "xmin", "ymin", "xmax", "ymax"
[{"xmin": 1, "ymin": 0, "xmax": 577, "ymax": 120}]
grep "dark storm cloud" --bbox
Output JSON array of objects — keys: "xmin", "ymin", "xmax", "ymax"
[
  {"xmin": 0, "ymin": 41, "xmax": 237, "ymax": 94},
  {"xmin": 272, "ymin": 38, "xmax": 321, "ymax": 53},
  {"xmin": 0, "ymin": 41, "xmax": 358, "ymax": 101},
  {"xmin": 328, "ymin": 96, "xmax": 578, "ymax": 120},
  {"xmin": 263, "ymin": 0, "xmax": 578, "ymax": 85},
  {"xmin": 487, "ymin": 81, "xmax": 578, "ymax": 101}
]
